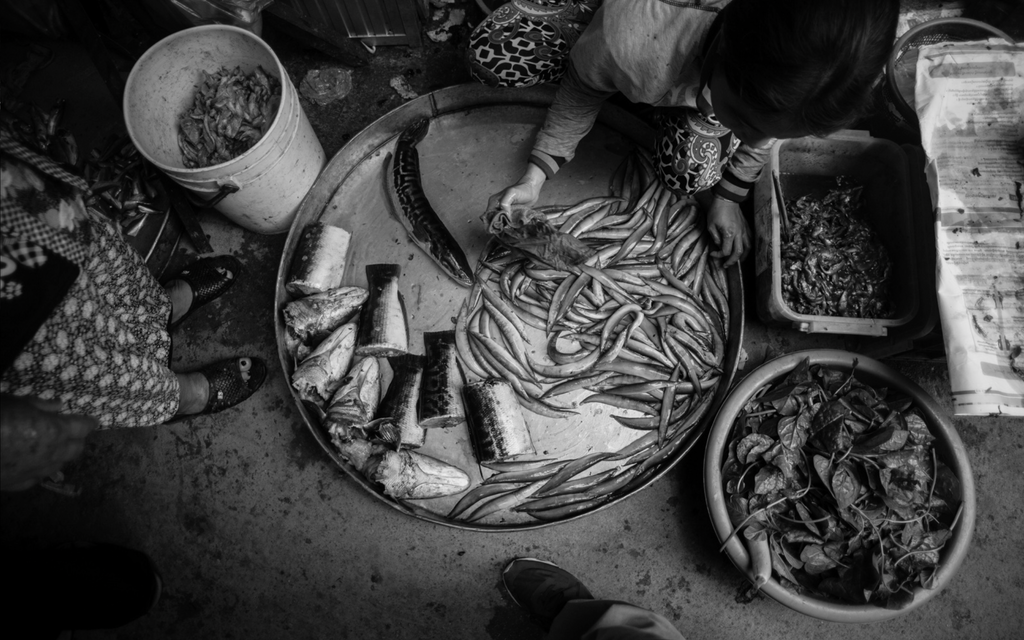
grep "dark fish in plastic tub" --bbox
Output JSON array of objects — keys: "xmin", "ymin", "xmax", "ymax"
[
  {"xmin": 356, "ymin": 264, "xmax": 409, "ymax": 357},
  {"xmin": 373, "ymin": 353, "xmax": 427, "ymax": 449},
  {"xmin": 291, "ymin": 321, "xmax": 356, "ymax": 406},
  {"xmin": 383, "ymin": 118, "xmax": 473, "ymax": 287},
  {"xmin": 463, "ymin": 378, "xmax": 536, "ymax": 464},
  {"xmin": 419, "ymin": 330, "xmax": 466, "ymax": 428},
  {"xmin": 325, "ymin": 357, "xmax": 381, "ymax": 444},
  {"xmin": 287, "ymin": 222, "xmax": 352, "ymax": 296},
  {"xmin": 283, "ymin": 285, "xmax": 368, "ymax": 346}
]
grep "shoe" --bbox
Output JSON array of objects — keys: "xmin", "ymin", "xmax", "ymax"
[
  {"xmin": 168, "ymin": 356, "xmax": 267, "ymax": 422},
  {"xmin": 165, "ymin": 255, "xmax": 243, "ymax": 331},
  {"xmin": 502, "ymin": 557, "xmax": 594, "ymax": 630}
]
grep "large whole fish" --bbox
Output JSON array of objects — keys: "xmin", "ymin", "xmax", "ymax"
[{"xmin": 384, "ymin": 118, "xmax": 474, "ymax": 287}]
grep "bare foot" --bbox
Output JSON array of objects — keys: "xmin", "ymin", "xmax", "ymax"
[
  {"xmin": 174, "ymin": 372, "xmax": 209, "ymax": 415},
  {"xmin": 164, "ymin": 280, "xmax": 193, "ymax": 325}
]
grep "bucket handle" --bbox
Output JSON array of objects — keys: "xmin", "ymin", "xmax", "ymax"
[{"xmin": 187, "ymin": 181, "xmax": 240, "ymax": 210}]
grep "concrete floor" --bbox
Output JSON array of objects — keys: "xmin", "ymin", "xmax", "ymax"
[{"xmin": 2, "ymin": 3, "xmax": 1023, "ymax": 639}]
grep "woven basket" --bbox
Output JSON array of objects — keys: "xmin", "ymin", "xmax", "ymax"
[{"xmin": 882, "ymin": 17, "xmax": 1015, "ymax": 131}]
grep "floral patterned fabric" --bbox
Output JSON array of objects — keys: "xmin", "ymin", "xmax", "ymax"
[{"xmin": 1, "ymin": 135, "xmax": 179, "ymax": 428}]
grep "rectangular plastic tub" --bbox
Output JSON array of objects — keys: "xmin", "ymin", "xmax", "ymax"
[{"xmin": 752, "ymin": 132, "xmax": 918, "ymax": 336}]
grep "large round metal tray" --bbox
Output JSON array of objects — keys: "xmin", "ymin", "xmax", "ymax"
[{"xmin": 274, "ymin": 84, "xmax": 744, "ymax": 531}]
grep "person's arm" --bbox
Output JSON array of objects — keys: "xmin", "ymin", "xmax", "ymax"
[
  {"xmin": 0, "ymin": 395, "xmax": 96, "ymax": 491},
  {"xmin": 530, "ymin": 60, "xmax": 617, "ymax": 179},
  {"xmin": 489, "ymin": 61, "xmax": 615, "ymax": 213},
  {"xmin": 706, "ymin": 141, "xmax": 775, "ymax": 266}
]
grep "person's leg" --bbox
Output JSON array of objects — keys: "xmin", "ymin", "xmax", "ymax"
[
  {"xmin": 163, "ymin": 255, "xmax": 242, "ymax": 330},
  {"xmin": 174, "ymin": 371, "xmax": 209, "ymax": 415},
  {"xmin": 467, "ymin": 1, "xmax": 601, "ymax": 88},
  {"xmin": 164, "ymin": 278, "xmax": 193, "ymax": 326},
  {"xmin": 0, "ymin": 218, "xmax": 180, "ymax": 428}
]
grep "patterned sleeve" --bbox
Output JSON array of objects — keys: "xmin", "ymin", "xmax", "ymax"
[{"xmin": 714, "ymin": 140, "xmax": 774, "ymax": 202}]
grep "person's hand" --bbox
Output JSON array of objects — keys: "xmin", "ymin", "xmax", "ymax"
[
  {"xmin": 487, "ymin": 163, "xmax": 548, "ymax": 214},
  {"xmin": 706, "ymin": 196, "xmax": 751, "ymax": 268},
  {"xmin": 0, "ymin": 395, "xmax": 96, "ymax": 491}
]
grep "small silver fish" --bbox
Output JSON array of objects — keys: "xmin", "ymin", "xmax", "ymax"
[
  {"xmin": 291, "ymin": 321, "xmax": 357, "ymax": 406},
  {"xmin": 463, "ymin": 378, "xmax": 536, "ymax": 463},
  {"xmin": 325, "ymin": 357, "xmax": 381, "ymax": 444}
]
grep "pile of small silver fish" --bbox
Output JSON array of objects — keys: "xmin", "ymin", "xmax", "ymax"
[
  {"xmin": 84, "ymin": 135, "xmax": 170, "ymax": 237},
  {"xmin": 447, "ymin": 148, "xmax": 730, "ymax": 523},
  {"xmin": 178, "ymin": 65, "xmax": 281, "ymax": 169},
  {"xmin": 284, "ymin": 263, "xmax": 471, "ymax": 500}
]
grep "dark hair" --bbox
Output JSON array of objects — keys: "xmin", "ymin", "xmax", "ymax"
[{"xmin": 718, "ymin": 0, "xmax": 900, "ymax": 135}]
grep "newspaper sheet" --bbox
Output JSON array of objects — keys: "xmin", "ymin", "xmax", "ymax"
[{"xmin": 916, "ymin": 39, "xmax": 1024, "ymax": 416}]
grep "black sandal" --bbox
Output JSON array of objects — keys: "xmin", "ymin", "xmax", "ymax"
[
  {"xmin": 168, "ymin": 356, "xmax": 267, "ymax": 422},
  {"xmin": 165, "ymin": 255, "xmax": 243, "ymax": 331}
]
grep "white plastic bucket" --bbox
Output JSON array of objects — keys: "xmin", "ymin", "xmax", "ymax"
[{"xmin": 124, "ymin": 25, "xmax": 326, "ymax": 234}]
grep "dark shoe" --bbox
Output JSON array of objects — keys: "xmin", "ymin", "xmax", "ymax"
[
  {"xmin": 502, "ymin": 557, "xmax": 594, "ymax": 630},
  {"xmin": 166, "ymin": 255, "xmax": 242, "ymax": 331},
  {"xmin": 169, "ymin": 356, "xmax": 267, "ymax": 422}
]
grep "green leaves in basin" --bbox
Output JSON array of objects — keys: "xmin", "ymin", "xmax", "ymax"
[{"xmin": 721, "ymin": 358, "xmax": 962, "ymax": 608}]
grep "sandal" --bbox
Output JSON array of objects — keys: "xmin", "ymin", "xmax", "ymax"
[
  {"xmin": 169, "ymin": 356, "xmax": 267, "ymax": 422},
  {"xmin": 165, "ymin": 255, "xmax": 243, "ymax": 331}
]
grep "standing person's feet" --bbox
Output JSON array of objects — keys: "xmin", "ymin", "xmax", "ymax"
[
  {"xmin": 172, "ymin": 357, "xmax": 267, "ymax": 419},
  {"xmin": 164, "ymin": 255, "xmax": 243, "ymax": 330},
  {"xmin": 502, "ymin": 557, "xmax": 594, "ymax": 630}
]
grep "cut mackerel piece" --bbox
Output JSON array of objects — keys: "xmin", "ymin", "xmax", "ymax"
[
  {"xmin": 463, "ymin": 378, "xmax": 535, "ymax": 463},
  {"xmin": 286, "ymin": 222, "xmax": 352, "ymax": 296},
  {"xmin": 419, "ymin": 330, "xmax": 466, "ymax": 428},
  {"xmin": 356, "ymin": 263, "xmax": 409, "ymax": 358}
]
